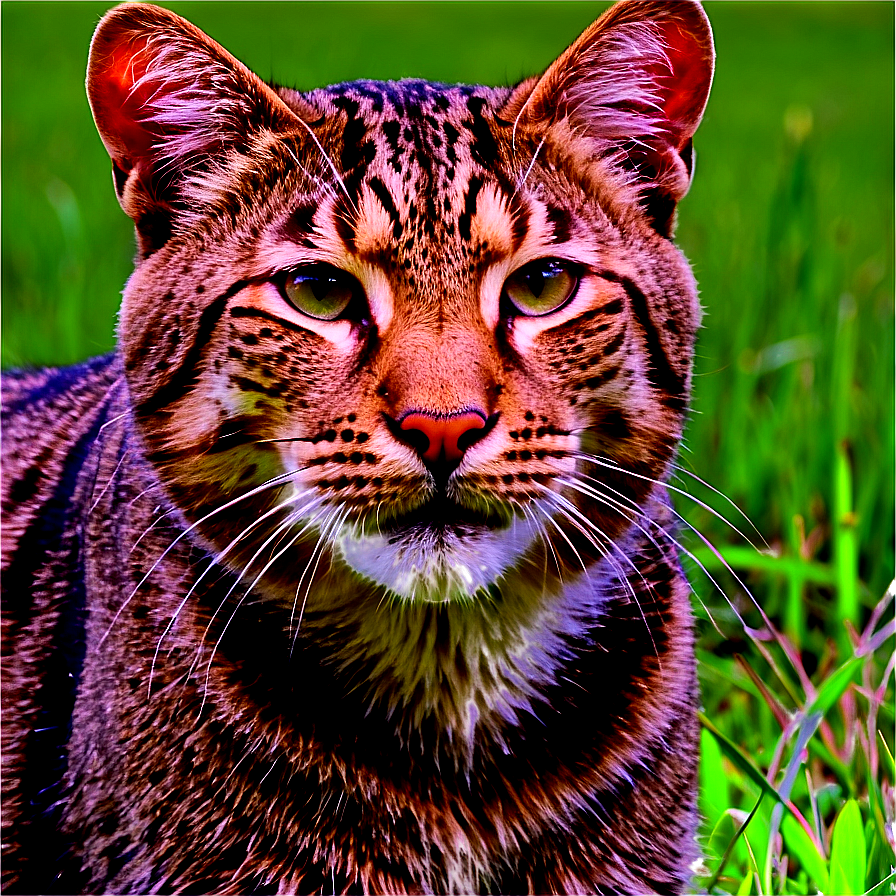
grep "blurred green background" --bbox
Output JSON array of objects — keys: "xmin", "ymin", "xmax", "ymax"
[{"xmin": 2, "ymin": 4, "xmax": 893, "ymax": 893}]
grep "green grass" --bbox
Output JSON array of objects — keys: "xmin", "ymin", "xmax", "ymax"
[{"xmin": 2, "ymin": 3, "xmax": 893, "ymax": 893}]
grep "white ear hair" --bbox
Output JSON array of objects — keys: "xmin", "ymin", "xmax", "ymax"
[
  {"xmin": 86, "ymin": 3, "xmax": 317, "ymax": 253},
  {"xmin": 503, "ymin": 0, "xmax": 714, "ymax": 223}
]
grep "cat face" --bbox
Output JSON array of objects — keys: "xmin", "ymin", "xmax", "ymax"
[{"xmin": 88, "ymin": 2, "xmax": 713, "ymax": 605}]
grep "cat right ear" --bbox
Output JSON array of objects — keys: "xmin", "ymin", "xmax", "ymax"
[
  {"xmin": 87, "ymin": 3, "xmax": 316, "ymax": 255},
  {"xmin": 502, "ymin": 0, "xmax": 714, "ymax": 235}
]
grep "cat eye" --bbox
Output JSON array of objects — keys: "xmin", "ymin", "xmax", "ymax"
[
  {"xmin": 503, "ymin": 259, "xmax": 579, "ymax": 317},
  {"xmin": 280, "ymin": 265, "xmax": 360, "ymax": 321}
]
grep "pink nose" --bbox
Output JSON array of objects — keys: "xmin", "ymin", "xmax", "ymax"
[{"xmin": 399, "ymin": 411, "xmax": 487, "ymax": 463}]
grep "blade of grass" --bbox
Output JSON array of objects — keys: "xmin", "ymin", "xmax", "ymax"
[
  {"xmin": 700, "ymin": 712, "xmax": 818, "ymax": 842},
  {"xmin": 780, "ymin": 812, "xmax": 829, "ymax": 892},
  {"xmin": 735, "ymin": 654, "xmax": 791, "ymax": 728},
  {"xmin": 835, "ymin": 439, "xmax": 860, "ymax": 641},
  {"xmin": 829, "ymin": 800, "xmax": 866, "ymax": 896},
  {"xmin": 705, "ymin": 796, "xmax": 766, "ymax": 892},
  {"xmin": 691, "ymin": 546, "xmax": 837, "ymax": 586},
  {"xmin": 877, "ymin": 730, "xmax": 895, "ymax": 779}
]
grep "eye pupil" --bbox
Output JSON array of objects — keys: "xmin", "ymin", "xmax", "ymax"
[
  {"xmin": 311, "ymin": 276, "xmax": 334, "ymax": 301},
  {"xmin": 527, "ymin": 271, "xmax": 545, "ymax": 297}
]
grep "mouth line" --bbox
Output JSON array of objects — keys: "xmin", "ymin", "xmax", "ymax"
[{"xmin": 381, "ymin": 493, "xmax": 509, "ymax": 539}]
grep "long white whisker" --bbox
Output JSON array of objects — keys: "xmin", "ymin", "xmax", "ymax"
[
  {"xmin": 566, "ymin": 463, "xmax": 762, "ymax": 632},
  {"xmin": 670, "ymin": 461, "xmax": 769, "ymax": 549},
  {"xmin": 571, "ymin": 449, "xmax": 763, "ymax": 555},
  {"xmin": 514, "ymin": 135, "xmax": 547, "ymax": 196},
  {"xmin": 284, "ymin": 137, "xmax": 358, "ymax": 217},
  {"xmin": 289, "ymin": 508, "xmax": 337, "ymax": 633},
  {"xmin": 101, "ymin": 468, "xmax": 304, "ymax": 647},
  {"xmin": 539, "ymin": 488, "xmax": 662, "ymax": 664},
  {"xmin": 198, "ymin": 503, "xmax": 332, "ymax": 712},
  {"xmin": 556, "ymin": 470, "xmax": 726, "ymax": 638},
  {"xmin": 96, "ymin": 405, "xmax": 129, "ymax": 434},
  {"xmin": 520, "ymin": 500, "xmax": 560, "ymax": 590},
  {"xmin": 89, "ymin": 448, "xmax": 130, "ymax": 514},
  {"xmin": 150, "ymin": 490, "xmax": 323, "ymax": 696},
  {"xmin": 290, "ymin": 505, "xmax": 352, "ymax": 653}
]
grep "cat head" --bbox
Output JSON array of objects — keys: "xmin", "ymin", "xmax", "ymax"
[{"xmin": 86, "ymin": 2, "xmax": 714, "ymax": 608}]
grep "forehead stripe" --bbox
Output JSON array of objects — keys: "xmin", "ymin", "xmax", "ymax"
[
  {"xmin": 546, "ymin": 203, "xmax": 572, "ymax": 244},
  {"xmin": 367, "ymin": 176, "xmax": 403, "ymax": 240},
  {"xmin": 458, "ymin": 175, "xmax": 483, "ymax": 242}
]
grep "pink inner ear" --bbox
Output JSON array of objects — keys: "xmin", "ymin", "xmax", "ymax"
[
  {"xmin": 94, "ymin": 37, "xmax": 159, "ymax": 172},
  {"xmin": 654, "ymin": 20, "xmax": 710, "ymax": 145}
]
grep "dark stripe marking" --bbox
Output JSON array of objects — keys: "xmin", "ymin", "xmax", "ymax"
[
  {"xmin": 554, "ymin": 296, "xmax": 625, "ymax": 338},
  {"xmin": 138, "ymin": 281, "xmax": 248, "ymax": 417},
  {"xmin": 229, "ymin": 306, "xmax": 312, "ymax": 335},
  {"xmin": 600, "ymin": 408, "xmax": 632, "ymax": 440},
  {"xmin": 546, "ymin": 203, "xmax": 572, "ymax": 243},
  {"xmin": 280, "ymin": 203, "xmax": 318, "ymax": 242},
  {"xmin": 509, "ymin": 195, "xmax": 531, "ymax": 253},
  {"xmin": 577, "ymin": 364, "xmax": 621, "ymax": 391},
  {"xmin": 602, "ymin": 327, "xmax": 627, "ymax": 357},
  {"xmin": 229, "ymin": 375, "xmax": 287, "ymax": 399},
  {"xmin": 597, "ymin": 298, "xmax": 624, "ymax": 315},
  {"xmin": 367, "ymin": 176, "xmax": 403, "ymax": 240},
  {"xmin": 466, "ymin": 95, "xmax": 500, "ymax": 169},
  {"xmin": 458, "ymin": 175, "xmax": 483, "ymax": 242},
  {"xmin": 600, "ymin": 271, "xmax": 686, "ymax": 399},
  {"xmin": 4, "ymin": 385, "xmax": 118, "ymax": 893}
]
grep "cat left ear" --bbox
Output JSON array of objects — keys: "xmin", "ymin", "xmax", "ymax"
[
  {"xmin": 87, "ymin": 3, "xmax": 316, "ymax": 255},
  {"xmin": 503, "ymin": 0, "xmax": 714, "ymax": 234}
]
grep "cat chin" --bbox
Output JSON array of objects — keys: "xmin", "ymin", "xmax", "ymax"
[{"xmin": 335, "ymin": 515, "xmax": 542, "ymax": 602}]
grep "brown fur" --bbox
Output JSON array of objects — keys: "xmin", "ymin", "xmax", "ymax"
[{"xmin": 2, "ymin": 3, "xmax": 714, "ymax": 893}]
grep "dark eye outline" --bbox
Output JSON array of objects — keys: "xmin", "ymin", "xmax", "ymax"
[
  {"xmin": 276, "ymin": 264, "xmax": 368, "ymax": 323},
  {"xmin": 500, "ymin": 258, "xmax": 581, "ymax": 318}
]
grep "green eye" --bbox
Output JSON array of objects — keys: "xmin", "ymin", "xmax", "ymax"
[
  {"xmin": 282, "ymin": 266, "xmax": 357, "ymax": 321},
  {"xmin": 503, "ymin": 259, "xmax": 579, "ymax": 317}
]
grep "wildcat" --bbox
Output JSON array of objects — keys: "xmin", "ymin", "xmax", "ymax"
[{"xmin": 1, "ymin": 1, "xmax": 714, "ymax": 893}]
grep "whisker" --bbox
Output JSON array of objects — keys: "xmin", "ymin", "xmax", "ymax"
[
  {"xmin": 191, "ymin": 494, "xmax": 325, "ymax": 651},
  {"xmin": 198, "ymin": 504, "xmax": 331, "ymax": 713},
  {"xmin": 564, "ymin": 464, "xmax": 762, "ymax": 634},
  {"xmin": 573, "ymin": 449, "xmax": 764, "ymax": 553},
  {"xmin": 89, "ymin": 448, "xmax": 130, "ymax": 514},
  {"xmin": 519, "ymin": 500, "xmax": 560, "ymax": 591},
  {"xmin": 127, "ymin": 481, "xmax": 164, "ymax": 510},
  {"xmin": 102, "ymin": 468, "xmax": 305, "ymax": 647},
  {"xmin": 289, "ymin": 507, "xmax": 336, "ymax": 632},
  {"xmin": 539, "ymin": 488, "xmax": 662, "ymax": 664},
  {"xmin": 670, "ymin": 460, "xmax": 769, "ymax": 550},
  {"xmin": 290, "ymin": 505, "xmax": 352, "ymax": 653},
  {"xmin": 284, "ymin": 137, "xmax": 358, "ymax": 218},
  {"xmin": 150, "ymin": 490, "xmax": 323, "ymax": 696},
  {"xmin": 513, "ymin": 135, "xmax": 547, "ymax": 197},
  {"xmin": 94, "ymin": 391, "xmax": 127, "ymax": 434},
  {"xmin": 556, "ymin": 470, "xmax": 725, "ymax": 635}
]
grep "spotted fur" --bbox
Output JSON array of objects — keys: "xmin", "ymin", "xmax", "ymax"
[{"xmin": 2, "ymin": 3, "xmax": 714, "ymax": 893}]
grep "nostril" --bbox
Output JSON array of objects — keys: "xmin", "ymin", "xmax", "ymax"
[
  {"xmin": 453, "ymin": 417, "xmax": 489, "ymax": 455},
  {"xmin": 399, "ymin": 426, "xmax": 431, "ymax": 459}
]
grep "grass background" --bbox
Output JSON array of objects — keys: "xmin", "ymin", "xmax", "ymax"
[{"xmin": 2, "ymin": 3, "xmax": 893, "ymax": 893}]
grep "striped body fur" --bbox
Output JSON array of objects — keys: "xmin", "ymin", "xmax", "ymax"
[{"xmin": 1, "ymin": 3, "xmax": 714, "ymax": 893}]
